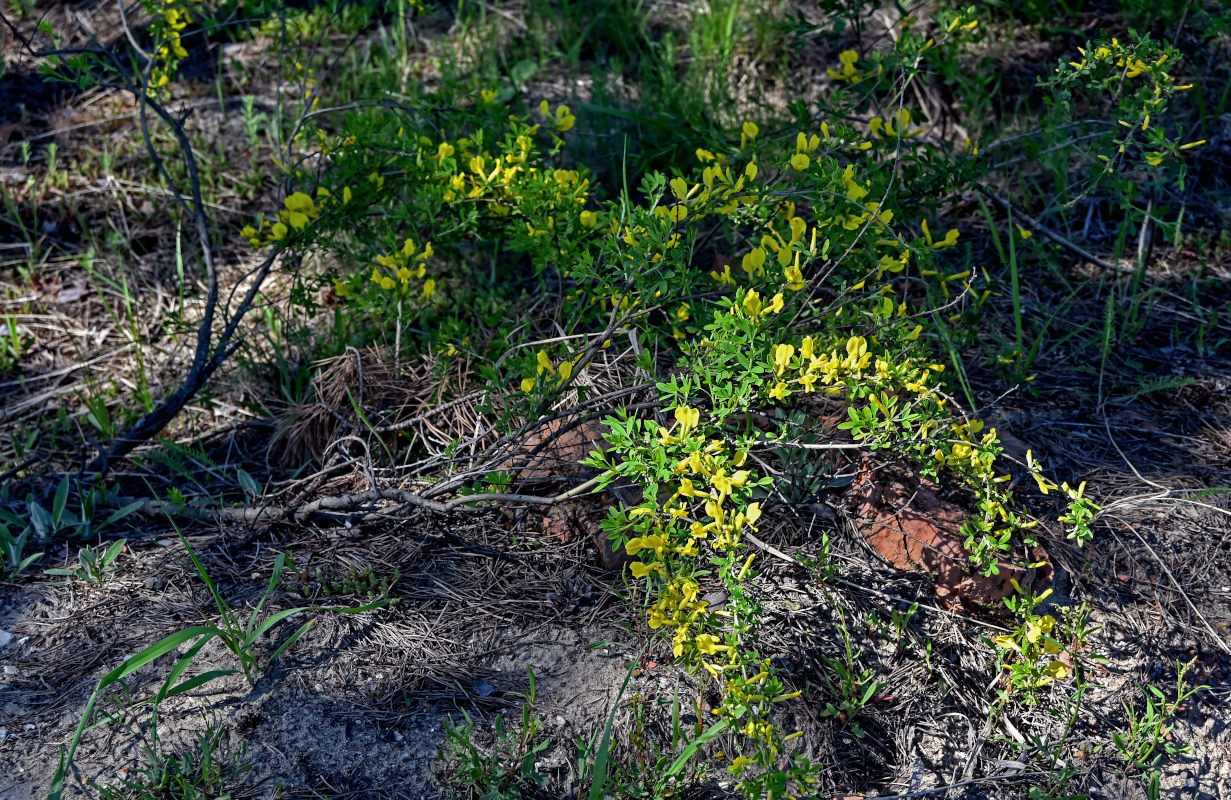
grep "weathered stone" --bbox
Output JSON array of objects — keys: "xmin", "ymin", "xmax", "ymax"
[{"xmin": 850, "ymin": 466, "xmax": 1052, "ymax": 607}]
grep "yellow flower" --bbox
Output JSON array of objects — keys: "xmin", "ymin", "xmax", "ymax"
[
  {"xmin": 827, "ymin": 49, "xmax": 860, "ymax": 82},
  {"xmin": 625, "ymin": 534, "xmax": 666, "ymax": 556},
  {"xmin": 540, "ymin": 100, "xmax": 575, "ymax": 131},
  {"xmin": 284, "ymin": 192, "xmax": 315, "ymax": 214},
  {"xmin": 710, "ymin": 469, "xmax": 748, "ymax": 496},
  {"xmin": 710, "ymin": 262, "xmax": 735, "ymax": 285},
  {"xmin": 521, "ymin": 377, "xmax": 535, "ymax": 393},
  {"xmin": 785, "ymin": 263, "xmax": 806, "ymax": 291},
  {"xmin": 677, "ymin": 478, "xmax": 701, "ymax": 498},
  {"xmin": 423, "ymin": 279, "xmax": 436, "ymax": 299},
  {"xmin": 674, "ymin": 405, "xmax": 700, "ymax": 433},
  {"xmin": 579, "ymin": 210, "xmax": 597, "ymax": 228},
  {"xmin": 695, "ymin": 633, "xmax": 728, "ymax": 654},
  {"xmin": 678, "ymin": 450, "xmax": 705, "ymax": 476},
  {"xmin": 800, "ymin": 336, "xmax": 815, "ymax": 360},
  {"xmin": 846, "ymin": 335, "xmax": 867, "ymax": 360},
  {"xmin": 772, "ymin": 343, "xmax": 795, "ymax": 376},
  {"xmin": 993, "ymin": 634, "xmax": 1020, "ymax": 653},
  {"xmin": 741, "ymin": 247, "xmax": 767, "ymax": 276},
  {"xmin": 629, "ymin": 561, "xmax": 660, "ymax": 579},
  {"xmin": 743, "ymin": 290, "xmax": 763, "ymax": 318},
  {"xmin": 536, "ymin": 350, "xmax": 553, "ymax": 376},
  {"xmin": 729, "ymin": 756, "xmax": 754, "ymax": 772},
  {"xmin": 769, "ymin": 382, "xmax": 790, "ymax": 401},
  {"xmin": 741, "ymin": 121, "xmax": 759, "ymax": 139},
  {"xmin": 789, "ymin": 152, "xmax": 809, "ymax": 170}
]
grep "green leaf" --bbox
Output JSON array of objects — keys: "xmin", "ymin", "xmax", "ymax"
[
  {"xmin": 102, "ymin": 501, "xmax": 144, "ymax": 529},
  {"xmin": 102, "ymin": 538, "xmax": 127, "ymax": 565},
  {"xmin": 663, "ymin": 719, "xmax": 728, "ymax": 779},
  {"xmin": 49, "ymin": 625, "xmax": 220, "ymax": 800},
  {"xmin": 52, "ymin": 478, "xmax": 70, "ymax": 526}
]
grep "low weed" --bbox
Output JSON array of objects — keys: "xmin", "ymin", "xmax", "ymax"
[
  {"xmin": 91, "ymin": 714, "xmax": 251, "ymax": 800},
  {"xmin": 48, "ymin": 526, "xmax": 387, "ymax": 800},
  {"xmin": 0, "ymin": 313, "xmax": 25, "ymax": 372},
  {"xmin": 24, "ymin": 476, "xmax": 143, "ymax": 542},
  {"xmin": 1111, "ymin": 658, "xmax": 1208, "ymax": 799},
  {"xmin": 45, "ymin": 538, "xmax": 127, "ymax": 586},
  {"xmin": 440, "ymin": 668, "xmax": 552, "ymax": 800},
  {"xmin": 819, "ymin": 606, "xmax": 883, "ymax": 738},
  {"xmin": 0, "ymin": 516, "xmax": 42, "ymax": 580}
]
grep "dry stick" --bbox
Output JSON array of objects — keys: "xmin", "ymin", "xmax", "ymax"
[
  {"xmin": 118, "ymin": 470, "xmax": 611, "ymax": 527},
  {"xmin": 80, "ymin": 73, "xmax": 288, "ymax": 473},
  {"xmin": 977, "ymin": 186, "xmax": 1132, "ymax": 275},
  {"xmin": 1100, "ymin": 418, "xmax": 1231, "ymax": 654},
  {"xmin": 399, "ymin": 305, "xmax": 646, "ymax": 498},
  {"xmin": 0, "ymin": 24, "xmax": 248, "ymax": 474},
  {"xmin": 322, "ymin": 389, "xmax": 488, "ymax": 434}
]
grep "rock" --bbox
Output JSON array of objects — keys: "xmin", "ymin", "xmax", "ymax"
[
  {"xmin": 501, "ymin": 418, "xmax": 606, "ymax": 484},
  {"xmin": 850, "ymin": 465, "xmax": 1052, "ymax": 607},
  {"xmin": 501, "ymin": 416, "xmax": 637, "ymax": 570},
  {"xmin": 0, "ymin": 629, "xmax": 12, "ymax": 650}
]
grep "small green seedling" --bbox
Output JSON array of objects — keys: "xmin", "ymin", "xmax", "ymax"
[{"xmin": 46, "ymin": 538, "xmax": 127, "ymax": 586}]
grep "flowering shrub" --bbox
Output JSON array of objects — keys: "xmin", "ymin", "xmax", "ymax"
[
  {"xmin": 21, "ymin": 0, "xmax": 1218, "ymax": 794},
  {"xmin": 224, "ymin": 15, "xmax": 1121, "ymax": 791}
]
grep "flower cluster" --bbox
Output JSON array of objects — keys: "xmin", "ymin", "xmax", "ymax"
[
  {"xmin": 521, "ymin": 349, "xmax": 579, "ymax": 392},
  {"xmin": 1043, "ymin": 32, "xmax": 1201, "ymax": 172},
  {"xmin": 1027, "ymin": 450, "xmax": 1100, "ymax": 547},
  {"xmin": 765, "ymin": 334, "xmax": 882, "ymax": 401},
  {"xmin": 145, "ymin": 0, "xmax": 201, "ymax": 94},
  {"xmin": 995, "ymin": 583, "xmax": 1076, "ymax": 702},
  {"xmin": 598, "ymin": 404, "xmax": 813, "ymax": 782},
  {"xmin": 366, "ymin": 237, "xmax": 436, "ymax": 299},
  {"xmin": 868, "ymin": 108, "xmax": 921, "ymax": 140},
  {"xmin": 538, "ymin": 100, "xmax": 576, "ymax": 132},
  {"xmin": 827, "ymin": 49, "xmax": 880, "ymax": 84},
  {"xmin": 241, "ymin": 188, "xmax": 350, "ymax": 247}
]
